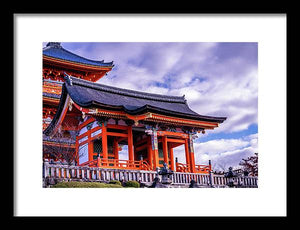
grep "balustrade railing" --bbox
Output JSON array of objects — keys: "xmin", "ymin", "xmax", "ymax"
[
  {"xmin": 175, "ymin": 162, "xmax": 191, "ymax": 173},
  {"xmin": 80, "ymin": 158, "xmax": 152, "ymax": 171},
  {"xmin": 194, "ymin": 164, "xmax": 211, "ymax": 174},
  {"xmin": 175, "ymin": 162, "xmax": 211, "ymax": 174},
  {"xmin": 43, "ymin": 160, "xmax": 258, "ymax": 188}
]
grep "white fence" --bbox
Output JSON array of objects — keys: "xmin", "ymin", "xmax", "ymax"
[{"xmin": 43, "ymin": 161, "xmax": 258, "ymax": 188}]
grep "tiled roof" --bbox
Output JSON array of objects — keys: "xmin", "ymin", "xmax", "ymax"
[
  {"xmin": 43, "ymin": 42, "xmax": 114, "ymax": 68},
  {"xmin": 64, "ymin": 75, "xmax": 227, "ymax": 123}
]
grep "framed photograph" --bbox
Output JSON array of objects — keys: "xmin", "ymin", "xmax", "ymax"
[{"xmin": 14, "ymin": 13, "xmax": 287, "ymax": 217}]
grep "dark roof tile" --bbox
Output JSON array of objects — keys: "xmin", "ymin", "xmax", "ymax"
[
  {"xmin": 43, "ymin": 42, "xmax": 114, "ymax": 68},
  {"xmin": 64, "ymin": 75, "xmax": 227, "ymax": 123}
]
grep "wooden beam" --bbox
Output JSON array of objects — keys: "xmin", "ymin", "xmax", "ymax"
[
  {"xmin": 157, "ymin": 130, "xmax": 189, "ymax": 138},
  {"xmin": 169, "ymin": 142, "xmax": 184, "ymax": 148},
  {"xmin": 106, "ymin": 132, "xmax": 128, "ymax": 137},
  {"xmin": 165, "ymin": 138, "xmax": 186, "ymax": 144},
  {"xmin": 107, "ymin": 124, "xmax": 128, "ymax": 130}
]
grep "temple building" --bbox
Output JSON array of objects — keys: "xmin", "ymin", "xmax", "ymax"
[
  {"xmin": 42, "ymin": 42, "xmax": 114, "ymax": 161},
  {"xmin": 43, "ymin": 69, "xmax": 226, "ymax": 173}
]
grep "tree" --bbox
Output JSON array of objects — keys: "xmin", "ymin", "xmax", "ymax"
[
  {"xmin": 239, "ymin": 153, "xmax": 258, "ymax": 176},
  {"xmin": 43, "ymin": 120, "xmax": 82, "ymax": 165}
]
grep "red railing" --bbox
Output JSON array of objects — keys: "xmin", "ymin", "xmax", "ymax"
[
  {"xmin": 80, "ymin": 158, "xmax": 152, "ymax": 171},
  {"xmin": 194, "ymin": 164, "xmax": 211, "ymax": 174},
  {"xmin": 175, "ymin": 162, "xmax": 191, "ymax": 173},
  {"xmin": 176, "ymin": 162, "xmax": 211, "ymax": 174}
]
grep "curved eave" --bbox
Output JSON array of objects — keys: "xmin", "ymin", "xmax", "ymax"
[
  {"xmin": 43, "ymin": 55, "xmax": 114, "ymax": 72},
  {"xmin": 74, "ymin": 100, "xmax": 226, "ymax": 124},
  {"xmin": 43, "ymin": 86, "xmax": 70, "ymax": 136},
  {"xmin": 72, "ymin": 102, "xmax": 223, "ymax": 130}
]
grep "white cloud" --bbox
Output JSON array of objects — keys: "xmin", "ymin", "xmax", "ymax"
[
  {"xmin": 194, "ymin": 134, "xmax": 258, "ymax": 171},
  {"xmin": 172, "ymin": 133, "xmax": 258, "ymax": 170}
]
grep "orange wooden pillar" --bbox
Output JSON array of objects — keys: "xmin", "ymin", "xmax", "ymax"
[
  {"xmin": 87, "ymin": 129, "xmax": 93, "ymax": 162},
  {"xmin": 147, "ymin": 137, "xmax": 153, "ymax": 169},
  {"xmin": 151, "ymin": 130, "xmax": 159, "ymax": 170},
  {"xmin": 127, "ymin": 125, "xmax": 134, "ymax": 162},
  {"xmin": 169, "ymin": 147, "xmax": 174, "ymax": 171},
  {"xmin": 102, "ymin": 123, "xmax": 108, "ymax": 165},
  {"xmin": 162, "ymin": 136, "xmax": 169, "ymax": 165},
  {"xmin": 184, "ymin": 139, "xmax": 191, "ymax": 172},
  {"xmin": 75, "ymin": 136, "xmax": 79, "ymax": 165},
  {"xmin": 190, "ymin": 154, "xmax": 196, "ymax": 173},
  {"xmin": 189, "ymin": 135, "xmax": 196, "ymax": 173},
  {"xmin": 113, "ymin": 138, "xmax": 119, "ymax": 160}
]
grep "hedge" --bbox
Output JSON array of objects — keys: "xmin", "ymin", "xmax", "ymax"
[
  {"xmin": 52, "ymin": 181, "xmax": 123, "ymax": 188},
  {"xmin": 124, "ymin": 180, "xmax": 140, "ymax": 188},
  {"xmin": 109, "ymin": 180, "xmax": 122, "ymax": 186}
]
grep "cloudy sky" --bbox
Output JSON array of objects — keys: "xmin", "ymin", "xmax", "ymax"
[{"xmin": 47, "ymin": 42, "xmax": 258, "ymax": 171}]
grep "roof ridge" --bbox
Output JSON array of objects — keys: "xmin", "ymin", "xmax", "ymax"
[
  {"xmin": 43, "ymin": 43, "xmax": 114, "ymax": 67},
  {"xmin": 65, "ymin": 75, "xmax": 186, "ymax": 103},
  {"xmin": 59, "ymin": 46, "xmax": 113, "ymax": 66}
]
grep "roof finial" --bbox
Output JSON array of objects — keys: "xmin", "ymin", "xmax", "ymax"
[{"xmin": 64, "ymin": 72, "xmax": 73, "ymax": 86}]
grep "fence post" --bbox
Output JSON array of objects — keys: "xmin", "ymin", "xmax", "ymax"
[
  {"xmin": 208, "ymin": 160, "xmax": 214, "ymax": 187},
  {"xmin": 43, "ymin": 159, "xmax": 50, "ymax": 178}
]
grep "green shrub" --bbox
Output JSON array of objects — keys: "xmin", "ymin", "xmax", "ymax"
[
  {"xmin": 52, "ymin": 181, "xmax": 122, "ymax": 188},
  {"xmin": 109, "ymin": 180, "xmax": 122, "ymax": 186},
  {"xmin": 124, "ymin": 180, "xmax": 140, "ymax": 188}
]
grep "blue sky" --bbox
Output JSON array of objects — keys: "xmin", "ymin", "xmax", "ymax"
[{"xmin": 45, "ymin": 42, "xmax": 258, "ymax": 171}]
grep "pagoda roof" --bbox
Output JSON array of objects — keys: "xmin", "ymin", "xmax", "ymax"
[
  {"xmin": 68, "ymin": 75, "xmax": 226, "ymax": 121},
  {"xmin": 43, "ymin": 42, "xmax": 114, "ymax": 68}
]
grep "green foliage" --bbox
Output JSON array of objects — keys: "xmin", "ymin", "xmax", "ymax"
[
  {"xmin": 124, "ymin": 180, "xmax": 140, "ymax": 188},
  {"xmin": 109, "ymin": 180, "xmax": 122, "ymax": 186},
  {"xmin": 52, "ymin": 181, "xmax": 122, "ymax": 188}
]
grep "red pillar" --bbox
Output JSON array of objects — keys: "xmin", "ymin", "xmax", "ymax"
[
  {"xmin": 153, "ymin": 149, "xmax": 159, "ymax": 170},
  {"xmin": 190, "ymin": 152, "xmax": 196, "ymax": 173},
  {"xmin": 102, "ymin": 123, "xmax": 108, "ymax": 165},
  {"xmin": 189, "ymin": 134, "xmax": 196, "ymax": 173},
  {"xmin": 169, "ymin": 147, "xmax": 174, "ymax": 171},
  {"xmin": 162, "ymin": 136, "xmax": 169, "ymax": 165},
  {"xmin": 127, "ymin": 125, "xmax": 134, "ymax": 162},
  {"xmin": 184, "ymin": 139, "xmax": 191, "ymax": 172},
  {"xmin": 147, "ymin": 138, "xmax": 153, "ymax": 169},
  {"xmin": 88, "ymin": 129, "xmax": 93, "ymax": 162},
  {"xmin": 113, "ymin": 138, "xmax": 119, "ymax": 160},
  {"xmin": 151, "ymin": 130, "xmax": 159, "ymax": 170},
  {"xmin": 75, "ymin": 136, "xmax": 79, "ymax": 165}
]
